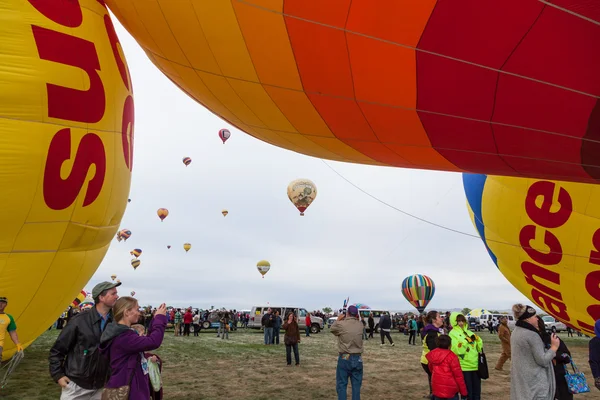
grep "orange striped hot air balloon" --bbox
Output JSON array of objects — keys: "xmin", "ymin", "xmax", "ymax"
[
  {"xmin": 131, "ymin": 259, "xmax": 141, "ymax": 270},
  {"xmin": 157, "ymin": 208, "xmax": 169, "ymax": 222},
  {"xmin": 130, "ymin": 248, "xmax": 142, "ymax": 258},
  {"xmin": 182, "ymin": 157, "xmax": 192, "ymax": 167}
]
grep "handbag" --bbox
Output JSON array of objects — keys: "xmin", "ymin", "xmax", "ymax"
[
  {"xmin": 564, "ymin": 360, "xmax": 590, "ymax": 394},
  {"xmin": 101, "ymin": 355, "xmax": 138, "ymax": 400},
  {"xmin": 477, "ymin": 351, "xmax": 489, "ymax": 380}
]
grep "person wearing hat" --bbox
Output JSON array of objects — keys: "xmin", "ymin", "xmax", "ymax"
[
  {"xmin": 0, "ymin": 297, "xmax": 23, "ymax": 361},
  {"xmin": 331, "ymin": 305, "xmax": 364, "ymax": 400},
  {"xmin": 49, "ymin": 281, "xmax": 121, "ymax": 399}
]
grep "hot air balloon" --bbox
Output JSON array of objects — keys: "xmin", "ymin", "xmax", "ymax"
[
  {"xmin": 256, "ymin": 260, "xmax": 271, "ymax": 278},
  {"xmin": 218, "ymin": 128, "xmax": 231, "ymax": 144},
  {"xmin": 128, "ymin": 199, "xmax": 131, "ymax": 203},
  {"xmin": 287, "ymin": 179, "xmax": 317, "ymax": 216},
  {"xmin": 80, "ymin": 299, "xmax": 94, "ymax": 311},
  {"xmin": 131, "ymin": 259, "xmax": 141, "ymax": 270},
  {"xmin": 401, "ymin": 274, "xmax": 436, "ymax": 313},
  {"xmin": 130, "ymin": 291, "xmax": 136, "ymax": 296},
  {"xmin": 119, "ymin": 229, "xmax": 132, "ymax": 241},
  {"xmin": 167, "ymin": 245, "xmax": 171, "ymax": 249},
  {"xmin": 111, "ymin": 275, "xmax": 117, "ymax": 282},
  {"xmin": 222, "ymin": 210, "xmax": 229, "ymax": 217},
  {"xmin": 116, "ymin": 279, "xmax": 121, "ymax": 284},
  {"xmin": 157, "ymin": 208, "xmax": 169, "ymax": 222},
  {"xmin": 106, "ymin": 1, "xmax": 600, "ymax": 185},
  {"xmin": 130, "ymin": 249, "xmax": 142, "ymax": 258},
  {"xmin": 71, "ymin": 290, "xmax": 88, "ymax": 308},
  {"xmin": 463, "ymin": 173, "xmax": 600, "ymax": 336},
  {"xmin": 0, "ymin": 0, "xmax": 134, "ymax": 361},
  {"xmin": 182, "ymin": 157, "xmax": 192, "ymax": 167},
  {"xmin": 183, "ymin": 243, "xmax": 191, "ymax": 252}
]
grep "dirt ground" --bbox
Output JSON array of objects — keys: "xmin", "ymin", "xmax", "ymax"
[{"xmin": 2, "ymin": 328, "xmax": 598, "ymax": 399}]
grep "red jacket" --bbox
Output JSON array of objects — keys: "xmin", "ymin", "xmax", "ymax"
[
  {"xmin": 183, "ymin": 311, "xmax": 193, "ymax": 324},
  {"xmin": 426, "ymin": 348, "xmax": 468, "ymax": 399},
  {"xmin": 305, "ymin": 315, "xmax": 311, "ymax": 327}
]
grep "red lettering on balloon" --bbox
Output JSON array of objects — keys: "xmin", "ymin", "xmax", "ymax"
[
  {"xmin": 576, "ymin": 320, "xmax": 596, "ymax": 334},
  {"xmin": 525, "ymin": 181, "xmax": 572, "ymax": 229},
  {"xmin": 32, "ymin": 26, "xmax": 105, "ymax": 123},
  {"xmin": 589, "ymin": 229, "xmax": 600, "ymax": 266},
  {"xmin": 521, "ymin": 261, "xmax": 563, "ymax": 300},
  {"xmin": 103, "ymin": 14, "xmax": 131, "ymax": 91},
  {"xmin": 519, "ymin": 225, "xmax": 563, "ymax": 266},
  {"xmin": 28, "ymin": 0, "xmax": 83, "ymax": 28},
  {"xmin": 531, "ymin": 289, "xmax": 570, "ymax": 321},
  {"xmin": 585, "ymin": 270, "xmax": 600, "ymax": 302},
  {"xmin": 121, "ymin": 95, "xmax": 134, "ymax": 171},
  {"xmin": 43, "ymin": 128, "xmax": 106, "ymax": 210}
]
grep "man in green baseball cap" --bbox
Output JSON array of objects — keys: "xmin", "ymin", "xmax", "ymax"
[{"xmin": 49, "ymin": 281, "xmax": 121, "ymax": 399}]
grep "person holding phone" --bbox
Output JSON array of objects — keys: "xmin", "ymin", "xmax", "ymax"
[
  {"xmin": 282, "ymin": 312, "xmax": 301, "ymax": 366},
  {"xmin": 509, "ymin": 304, "xmax": 560, "ymax": 400},
  {"xmin": 100, "ymin": 299, "xmax": 168, "ymax": 400}
]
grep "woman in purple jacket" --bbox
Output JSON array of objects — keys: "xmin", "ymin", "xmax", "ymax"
[{"xmin": 99, "ymin": 297, "xmax": 167, "ymax": 399}]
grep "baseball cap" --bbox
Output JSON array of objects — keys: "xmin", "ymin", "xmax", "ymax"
[
  {"xmin": 0, "ymin": 297, "xmax": 7, "ymax": 303},
  {"xmin": 92, "ymin": 281, "xmax": 122, "ymax": 301},
  {"xmin": 348, "ymin": 305, "xmax": 358, "ymax": 316}
]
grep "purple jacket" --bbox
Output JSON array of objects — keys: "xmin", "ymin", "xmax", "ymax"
[{"xmin": 99, "ymin": 315, "xmax": 167, "ymax": 400}]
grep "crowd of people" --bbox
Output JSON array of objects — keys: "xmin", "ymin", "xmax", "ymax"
[{"xmin": 3, "ymin": 281, "xmax": 600, "ymax": 399}]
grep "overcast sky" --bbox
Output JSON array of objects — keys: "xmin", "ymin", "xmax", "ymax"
[{"xmin": 85, "ymin": 17, "xmax": 532, "ymax": 313}]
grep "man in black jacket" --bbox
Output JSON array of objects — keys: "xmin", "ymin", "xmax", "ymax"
[{"xmin": 49, "ymin": 281, "xmax": 120, "ymax": 399}]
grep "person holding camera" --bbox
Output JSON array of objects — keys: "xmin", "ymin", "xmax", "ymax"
[
  {"xmin": 282, "ymin": 312, "xmax": 300, "ymax": 366},
  {"xmin": 331, "ymin": 305, "xmax": 364, "ymax": 400}
]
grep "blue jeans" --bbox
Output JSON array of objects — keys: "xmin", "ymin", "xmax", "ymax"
[
  {"xmin": 264, "ymin": 327, "xmax": 273, "ymax": 344},
  {"xmin": 272, "ymin": 327, "xmax": 280, "ymax": 344},
  {"xmin": 336, "ymin": 354, "xmax": 363, "ymax": 400}
]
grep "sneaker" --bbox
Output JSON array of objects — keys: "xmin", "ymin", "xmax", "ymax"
[{"xmin": 391, "ymin": 343, "xmax": 395, "ymax": 346}]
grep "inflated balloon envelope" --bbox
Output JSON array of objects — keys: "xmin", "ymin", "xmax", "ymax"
[
  {"xmin": 0, "ymin": 1, "xmax": 133, "ymax": 360},
  {"xmin": 464, "ymin": 174, "xmax": 600, "ymax": 335}
]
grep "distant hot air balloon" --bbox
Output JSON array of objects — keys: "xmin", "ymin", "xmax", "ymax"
[
  {"xmin": 80, "ymin": 299, "xmax": 94, "ymax": 311},
  {"xmin": 130, "ymin": 291, "xmax": 136, "ymax": 296},
  {"xmin": 116, "ymin": 279, "xmax": 121, "ymax": 284},
  {"xmin": 218, "ymin": 128, "xmax": 231, "ymax": 144},
  {"xmin": 401, "ymin": 274, "xmax": 436, "ymax": 313},
  {"xmin": 111, "ymin": 274, "xmax": 117, "ymax": 281},
  {"xmin": 182, "ymin": 157, "xmax": 192, "ymax": 167},
  {"xmin": 71, "ymin": 290, "xmax": 87, "ymax": 308},
  {"xmin": 256, "ymin": 260, "xmax": 271, "ymax": 279},
  {"xmin": 128, "ymin": 199, "xmax": 131, "ymax": 203},
  {"xmin": 183, "ymin": 243, "xmax": 191, "ymax": 252},
  {"xmin": 157, "ymin": 208, "xmax": 169, "ymax": 222},
  {"xmin": 222, "ymin": 210, "xmax": 228, "ymax": 217},
  {"xmin": 131, "ymin": 259, "xmax": 141, "ymax": 270},
  {"xmin": 167, "ymin": 245, "xmax": 171, "ymax": 249},
  {"xmin": 287, "ymin": 179, "xmax": 317, "ymax": 216},
  {"xmin": 119, "ymin": 229, "xmax": 132, "ymax": 241},
  {"xmin": 130, "ymin": 249, "xmax": 142, "ymax": 258}
]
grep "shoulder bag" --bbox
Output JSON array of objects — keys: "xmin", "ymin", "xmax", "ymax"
[
  {"xmin": 564, "ymin": 360, "xmax": 590, "ymax": 394},
  {"xmin": 101, "ymin": 355, "xmax": 138, "ymax": 400}
]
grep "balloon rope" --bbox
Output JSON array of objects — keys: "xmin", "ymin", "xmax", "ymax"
[{"xmin": 320, "ymin": 159, "xmax": 592, "ymax": 260}]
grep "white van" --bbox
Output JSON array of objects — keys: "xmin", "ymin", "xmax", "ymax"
[
  {"xmin": 248, "ymin": 306, "xmax": 324, "ymax": 333},
  {"xmin": 479, "ymin": 313, "xmax": 515, "ymax": 330},
  {"xmin": 357, "ymin": 309, "xmax": 390, "ymax": 333}
]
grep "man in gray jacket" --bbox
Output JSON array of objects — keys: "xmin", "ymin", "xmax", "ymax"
[{"xmin": 331, "ymin": 305, "xmax": 364, "ymax": 400}]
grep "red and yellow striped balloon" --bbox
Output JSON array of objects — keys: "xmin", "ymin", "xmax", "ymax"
[{"xmin": 106, "ymin": 1, "xmax": 600, "ymax": 184}]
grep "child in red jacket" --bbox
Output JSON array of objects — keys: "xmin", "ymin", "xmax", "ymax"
[{"xmin": 426, "ymin": 334, "xmax": 468, "ymax": 400}]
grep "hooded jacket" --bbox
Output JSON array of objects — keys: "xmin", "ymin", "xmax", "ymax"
[
  {"xmin": 420, "ymin": 323, "xmax": 441, "ymax": 364},
  {"xmin": 448, "ymin": 312, "xmax": 483, "ymax": 371},
  {"xmin": 426, "ymin": 348, "xmax": 468, "ymax": 399},
  {"xmin": 99, "ymin": 314, "xmax": 167, "ymax": 400}
]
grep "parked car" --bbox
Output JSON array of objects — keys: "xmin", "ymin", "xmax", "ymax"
[
  {"xmin": 248, "ymin": 305, "xmax": 324, "ymax": 333},
  {"xmin": 542, "ymin": 315, "xmax": 567, "ymax": 333}
]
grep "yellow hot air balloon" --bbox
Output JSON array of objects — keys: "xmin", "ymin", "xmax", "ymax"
[
  {"xmin": 183, "ymin": 243, "xmax": 191, "ymax": 252},
  {"xmin": 222, "ymin": 210, "xmax": 229, "ymax": 217},
  {"xmin": 256, "ymin": 260, "xmax": 271, "ymax": 279},
  {"xmin": 131, "ymin": 259, "xmax": 141, "ymax": 270},
  {"xmin": 111, "ymin": 275, "xmax": 117, "ymax": 282},
  {"xmin": 287, "ymin": 179, "xmax": 317, "ymax": 216},
  {"xmin": 464, "ymin": 174, "xmax": 600, "ymax": 336},
  {"xmin": 0, "ymin": 1, "xmax": 133, "ymax": 361},
  {"xmin": 130, "ymin": 248, "xmax": 142, "ymax": 258},
  {"xmin": 116, "ymin": 279, "xmax": 121, "ymax": 284},
  {"xmin": 157, "ymin": 208, "xmax": 169, "ymax": 222}
]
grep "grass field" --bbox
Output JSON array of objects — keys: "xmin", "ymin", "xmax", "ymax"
[{"xmin": 1, "ymin": 327, "xmax": 598, "ymax": 399}]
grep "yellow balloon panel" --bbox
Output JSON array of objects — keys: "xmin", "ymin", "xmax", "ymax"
[
  {"xmin": 463, "ymin": 174, "xmax": 600, "ymax": 335},
  {"xmin": 0, "ymin": 0, "xmax": 133, "ymax": 360}
]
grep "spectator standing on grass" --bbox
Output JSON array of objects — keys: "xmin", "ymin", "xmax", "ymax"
[
  {"xmin": 282, "ymin": 312, "xmax": 301, "ymax": 366},
  {"xmin": 305, "ymin": 313, "xmax": 312, "ymax": 337},
  {"xmin": 100, "ymin": 298, "xmax": 167, "ymax": 400},
  {"xmin": 368, "ymin": 313, "xmax": 375, "ymax": 339},
  {"xmin": 192, "ymin": 312, "xmax": 200, "ymax": 337},
  {"xmin": 535, "ymin": 316, "xmax": 572, "ymax": 400},
  {"xmin": 173, "ymin": 309, "xmax": 182, "ymax": 337},
  {"xmin": 49, "ymin": 281, "xmax": 120, "ymax": 400},
  {"xmin": 408, "ymin": 316, "xmax": 417, "ymax": 345},
  {"xmin": 426, "ymin": 335, "xmax": 468, "ymax": 400},
  {"xmin": 331, "ymin": 305, "xmax": 364, "ymax": 400},
  {"xmin": 272, "ymin": 310, "xmax": 282, "ymax": 345},
  {"xmin": 379, "ymin": 313, "xmax": 394, "ymax": 347},
  {"xmin": 590, "ymin": 319, "xmax": 600, "ymax": 392},
  {"xmin": 448, "ymin": 313, "xmax": 483, "ymax": 400},
  {"xmin": 361, "ymin": 316, "xmax": 368, "ymax": 341},
  {"xmin": 183, "ymin": 307, "xmax": 193, "ymax": 337},
  {"xmin": 131, "ymin": 324, "xmax": 164, "ymax": 400},
  {"xmin": 495, "ymin": 316, "xmax": 511, "ymax": 371},
  {"xmin": 262, "ymin": 308, "xmax": 274, "ymax": 345},
  {"xmin": 421, "ymin": 310, "xmax": 444, "ymax": 400},
  {"xmin": 0, "ymin": 297, "xmax": 23, "ymax": 362}
]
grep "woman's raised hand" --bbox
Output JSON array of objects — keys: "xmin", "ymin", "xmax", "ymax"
[{"xmin": 156, "ymin": 303, "xmax": 167, "ymax": 316}]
